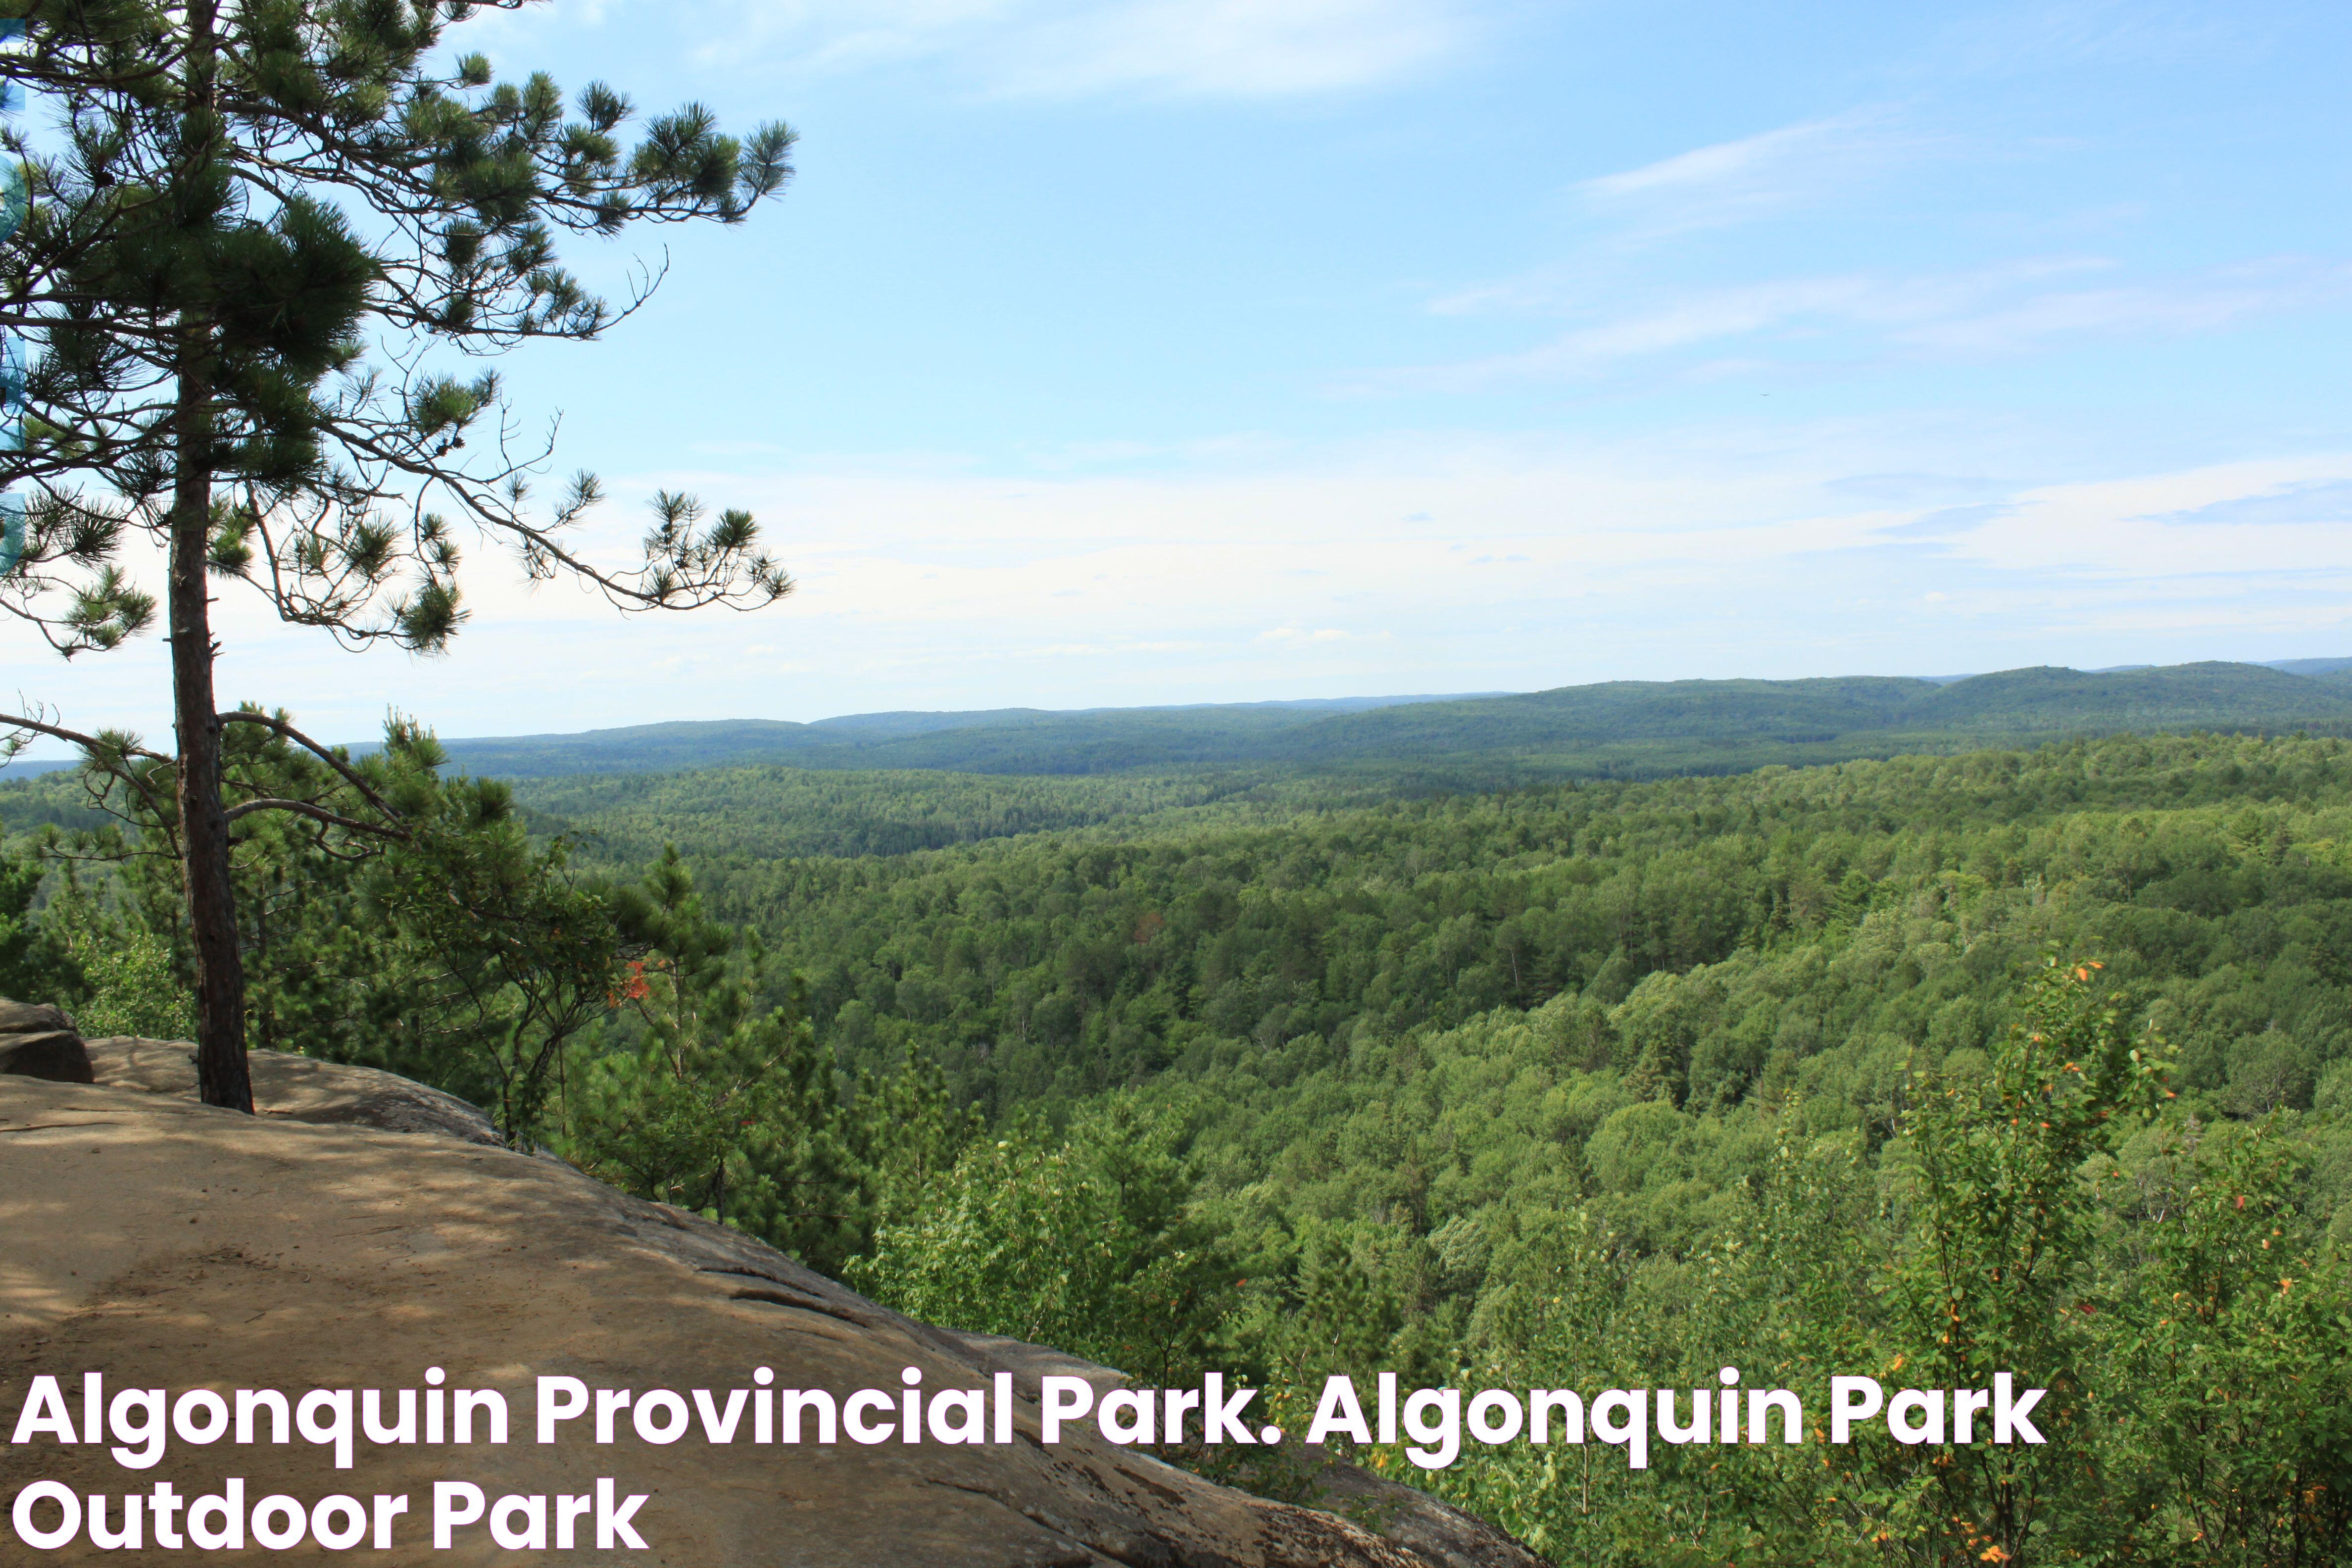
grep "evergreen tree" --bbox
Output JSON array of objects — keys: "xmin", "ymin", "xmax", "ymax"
[
  {"xmin": 29, "ymin": 709, "xmax": 628, "ymax": 1143},
  {"xmin": 0, "ymin": 0, "xmax": 795, "ymax": 1110},
  {"xmin": 570, "ymin": 849, "xmax": 860, "ymax": 1265},
  {"xmin": 0, "ymin": 838, "xmax": 79, "ymax": 1001}
]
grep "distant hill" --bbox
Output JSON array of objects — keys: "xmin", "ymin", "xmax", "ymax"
[
  {"xmin": 11, "ymin": 662, "xmax": 2352, "ymax": 790},
  {"xmin": 411, "ymin": 660, "xmax": 2352, "ymax": 780},
  {"xmin": 1919, "ymin": 662, "xmax": 2349, "ymax": 730},
  {"xmin": 410, "ymin": 693, "xmax": 1508, "ymax": 777},
  {"xmin": 2262, "ymin": 657, "xmax": 2352, "ymax": 678},
  {"xmin": 1179, "ymin": 662, "xmax": 2352, "ymax": 778},
  {"xmin": 1249, "ymin": 675, "xmax": 1934, "ymax": 760}
]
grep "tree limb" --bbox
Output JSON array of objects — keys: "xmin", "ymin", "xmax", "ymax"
[
  {"xmin": 220, "ymin": 797, "xmax": 406, "ymax": 837},
  {"xmin": 0, "ymin": 712, "xmax": 172, "ymax": 765},
  {"xmin": 217, "ymin": 710, "xmax": 404, "ymax": 822}
]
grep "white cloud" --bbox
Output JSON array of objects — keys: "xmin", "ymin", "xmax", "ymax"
[
  {"xmin": 1938, "ymin": 456, "xmax": 2352, "ymax": 581},
  {"xmin": 1928, "ymin": 0, "xmax": 2256, "ymax": 78},
  {"xmin": 981, "ymin": 0, "xmax": 1470, "ymax": 98},
  {"xmin": 1894, "ymin": 260, "xmax": 2346, "ymax": 355},
  {"xmin": 1422, "ymin": 108, "xmax": 1961, "ymax": 319},
  {"xmin": 513, "ymin": 0, "xmax": 1480, "ymax": 99},
  {"xmin": 1389, "ymin": 256, "xmax": 2350, "ymax": 391},
  {"xmin": 1575, "ymin": 108, "xmax": 1927, "ymax": 237}
]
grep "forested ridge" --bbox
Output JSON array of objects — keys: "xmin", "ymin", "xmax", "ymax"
[
  {"xmin": 509, "ymin": 765, "xmax": 1304, "ymax": 863},
  {"xmin": 610, "ymin": 734, "xmax": 2352, "ymax": 1123},
  {"xmin": 293, "ymin": 658, "xmax": 2352, "ymax": 779}
]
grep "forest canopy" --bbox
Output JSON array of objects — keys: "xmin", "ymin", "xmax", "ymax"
[{"xmin": 7, "ymin": 727, "xmax": 2352, "ymax": 1565}]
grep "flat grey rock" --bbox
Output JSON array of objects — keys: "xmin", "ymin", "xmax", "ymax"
[
  {"xmin": 82, "ymin": 1035, "xmax": 504, "ymax": 1145},
  {"xmin": 0, "ymin": 999, "xmax": 75, "ymax": 1035},
  {"xmin": 1, "ymin": 1053, "xmax": 1547, "ymax": 1568}
]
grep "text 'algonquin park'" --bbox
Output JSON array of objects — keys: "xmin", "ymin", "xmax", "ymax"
[{"xmin": 6, "ymin": 3, "xmax": 2352, "ymax": 1567}]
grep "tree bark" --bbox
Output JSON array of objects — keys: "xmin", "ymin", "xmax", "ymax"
[
  {"xmin": 173, "ymin": 0, "xmax": 249, "ymax": 1113},
  {"xmin": 171, "ymin": 354, "xmax": 247, "ymax": 1111}
]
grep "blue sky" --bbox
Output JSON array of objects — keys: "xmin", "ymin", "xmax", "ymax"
[{"xmin": 13, "ymin": 0, "xmax": 2352, "ymax": 751}]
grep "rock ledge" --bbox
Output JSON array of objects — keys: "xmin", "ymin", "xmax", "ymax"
[{"xmin": 1, "ymin": 1041, "xmax": 1542, "ymax": 1568}]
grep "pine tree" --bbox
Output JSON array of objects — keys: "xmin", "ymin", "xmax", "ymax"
[
  {"xmin": 571, "ymin": 849, "xmax": 881, "ymax": 1271},
  {"xmin": 0, "ymin": 1, "xmax": 796, "ymax": 1110}
]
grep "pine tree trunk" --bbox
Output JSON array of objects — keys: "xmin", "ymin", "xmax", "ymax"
[
  {"xmin": 173, "ymin": 0, "xmax": 249, "ymax": 1114},
  {"xmin": 171, "ymin": 353, "xmax": 247, "ymax": 1112}
]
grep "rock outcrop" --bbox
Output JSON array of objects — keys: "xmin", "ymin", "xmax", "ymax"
[
  {"xmin": 1, "ymin": 1039, "xmax": 1544, "ymax": 1567},
  {"xmin": 0, "ymin": 1000, "xmax": 92, "ymax": 1084}
]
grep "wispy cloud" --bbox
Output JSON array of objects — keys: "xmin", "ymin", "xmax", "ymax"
[
  {"xmin": 1895, "ymin": 259, "xmax": 2347, "ymax": 354},
  {"xmin": 519, "ymin": 0, "xmax": 1482, "ymax": 99},
  {"xmin": 1260, "ymin": 626, "xmax": 1359, "ymax": 643},
  {"xmin": 1928, "ymin": 0, "xmax": 2257, "ymax": 78},
  {"xmin": 979, "ymin": 0, "xmax": 1472, "ymax": 98},
  {"xmin": 1387, "ymin": 257, "xmax": 2351, "ymax": 392},
  {"xmin": 2141, "ymin": 478, "xmax": 2352, "ymax": 529},
  {"xmin": 1424, "ymin": 107, "xmax": 1947, "ymax": 317},
  {"xmin": 1932, "ymin": 456, "xmax": 2352, "ymax": 584},
  {"xmin": 1575, "ymin": 108, "xmax": 1928, "ymax": 237}
]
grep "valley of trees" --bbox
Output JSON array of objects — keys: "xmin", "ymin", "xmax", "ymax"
[
  {"xmin": 546, "ymin": 732, "xmax": 2352, "ymax": 1122},
  {"xmin": 6, "ymin": 726, "xmax": 2352, "ymax": 1565}
]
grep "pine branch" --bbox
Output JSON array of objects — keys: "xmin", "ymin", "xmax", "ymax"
[
  {"xmin": 217, "ymin": 709, "xmax": 401, "ymax": 822},
  {"xmin": 219, "ymin": 797, "xmax": 403, "ymax": 837},
  {"xmin": 0, "ymin": 710, "xmax": 170, "ymax": 764}
]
